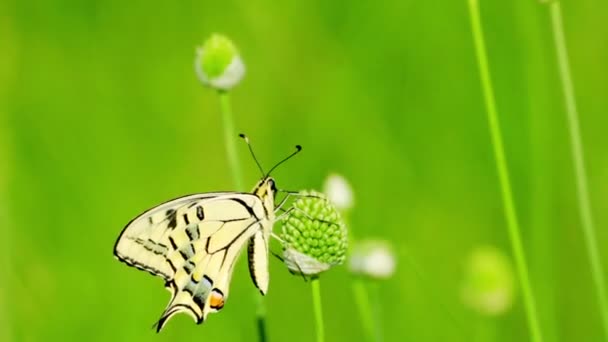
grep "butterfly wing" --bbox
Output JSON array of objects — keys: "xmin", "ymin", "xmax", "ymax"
[
  {"xmin": 247, "ymin": 230, "xmax": 270, "ymax": 295},
  {"xmin": 114, "ymin": 192, "xmax": 266, "ymax": 330}
]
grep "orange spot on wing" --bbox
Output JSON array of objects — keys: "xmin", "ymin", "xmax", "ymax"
[{"xmin": 210, "ymin": 291, "xmax": 225, "ymax": 309}]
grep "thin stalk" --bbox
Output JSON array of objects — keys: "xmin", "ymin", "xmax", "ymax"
[
  {"xmin": 516, "ymin": 1, "xmax": 559, "ymax": 338},
  {"xmin": 400, "ymin": 248, "xmax": 468, "ymax": 337},
  {"xmin": 218, "ymin": 91, "xmax": 244, "ymax": 191},
  {"xmin": 475, "ymin": 316, "xmax": 496, "ymax": 342},
  {"xmin": 256, "ymin": 294, "xmax": 267, "ymax": 342},
  {"xmin": 347, "ymin": 217, "xmax": 378, "ymax": 342},
  {"xmin": 466, "ymin": 1, "xmax": 543, "ymax": 342},
  {"xmin": 352, "ymin": 278, "xmax": 376, "ymax": 342},
  {"xmin": 217, "ymin": 91, "xmax": 267, "ymax": 341},
  {"xmin": 547, "ymin": 2, "xmax": 608, "ymax": 339},
  {"xmin": 311, "ymin": 278, "xmax": 325, "ymax": 342},
  {"xmin": 0, "ymin": 199, "xmax": 10, "ymax": 342},
  {"xmin": 369, "ymin": 282, "xmax": 385, "ymax": 342}
]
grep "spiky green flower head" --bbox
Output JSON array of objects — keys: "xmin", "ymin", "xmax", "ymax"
[
  {"xmin": 461, "ymin": 245, "xmax": 515, "ymax": 316},
  {"xmin": 281, "ymin": 190, "xmax": 348, "ymax": 277},
  {"xmin": 194, "ymin": 34, "xmax": 245, "ymax": 91}
]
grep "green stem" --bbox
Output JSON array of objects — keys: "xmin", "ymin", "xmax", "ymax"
[
  {"xmin": 217, "ymin": 91, "xmax": 267, "ymax": 341},
  {"xmin": 218, "ymin": 91, "xmax": 244, "ymax": 191},
  {"xmin": 346, "ymin": 217, "xmax": 376, "ymax": 341},
  {"xmin": 466, "ymin": 1, "xmax": 543, "ymax": 342},
  {"xmin": 256, "ymin": 294, "xmax": 268, "ymax": 342},
  {"xmin": 547, "ymin": 2, "xmax": 608, "ymax": 339},
  {"xmin": 352, "ymin": 278, "xmax": 376, "ymax": 342},
  {"xmin": 475, "ymin": 316, "xmax": 496, "ymax": 342},
  {"xmin": 311, "ymin": 278, "xmax": 325, "ymax": 342},
  {"xmin": 0, "ymin": 201, "xmax": 10, "ymax": 342}
]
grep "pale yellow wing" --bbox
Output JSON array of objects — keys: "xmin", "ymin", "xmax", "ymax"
[
  {"xmin": 247, "ymin": 229, "xmax": 270, "ymax": 295},
  {"xmin": 113, "ymin": 192, "xmax": 266, "ymax": 331}
]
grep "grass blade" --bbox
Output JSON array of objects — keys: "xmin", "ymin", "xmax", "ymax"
[
  {"xmin": 465, "ymin": 1, "xmax": 543, "ymax": 341},
  {"xmin": 546, "ymin": 2, "xmax": 608, "ymax": 339}
]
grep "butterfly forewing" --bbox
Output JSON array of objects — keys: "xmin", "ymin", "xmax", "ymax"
[{"xmin": 114, "ymin": 191, "xmax": 273, "ymax": 331}]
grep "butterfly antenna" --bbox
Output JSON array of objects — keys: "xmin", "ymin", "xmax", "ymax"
[
  {"xmin": 266, "ymin": 144, "xmax": 302, "ymax": 177},
  {"xmin": 239, "ymin": 134, "xmax": 265, "ymax": 176}
]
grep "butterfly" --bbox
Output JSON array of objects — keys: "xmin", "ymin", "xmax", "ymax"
[{"xmin": 113, "ymin": 134, "xmax": 301, "ymax": 331}]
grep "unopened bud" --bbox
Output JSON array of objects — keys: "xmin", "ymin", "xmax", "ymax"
[
  {"xmin": 194, "ymin": 34, "xmax": 245, "ymax": 91},
  {"xmin": 461, "ymin": 245, "xmax": 515, "ymax": 316}
]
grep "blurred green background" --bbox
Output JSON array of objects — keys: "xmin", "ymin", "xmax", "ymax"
[{"xmin": 1, "ymin": 0, "xmax": 607, "ymax": 341}]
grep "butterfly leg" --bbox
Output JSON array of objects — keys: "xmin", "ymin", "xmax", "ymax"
[
  {"xmin": 271, "ymin": 247, "xmax": 311, "ymax": 282},
  {"xmin": 285, "ymin": 251, "xmax": 313, "ymax": 282},
  {"xmin": 275, "ymin": 207, "xmax": 294, "ymax": 222},
  {"xmin": 277, "ymin": 189, "xmax": 326, "ymax": 199},
  {"xmin": 274, "ymin": 191, "xmax": 294, "ymax": 213},
  {"xmin": 271, "ymin": 232, "xmax": 285, "ymax": 243},
  {"xmin": 270, "ymin": 249, "xmax": 284, "ymax": 262},
  {"xmin": 281, "ymin": 206, "xmax": 338, "ymax": 228},
  {"xmin": 276, "ymin": 206, "xmax": 335, "ymax": 228},
  {"xmin": 274, "ymin": 190, "xmax": 326, "ymax": 212},
  {"xmin": 274, "ymin": 208, "xmax": 308, "ymax": 241}
]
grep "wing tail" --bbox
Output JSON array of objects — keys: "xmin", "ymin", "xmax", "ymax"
[{"xmin": 155, "ymin": 281, "xmax": 208, "ymax": 332}]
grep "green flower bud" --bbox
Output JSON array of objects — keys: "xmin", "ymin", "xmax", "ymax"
[
  {"xmin": 461, "ymin": 245, "xmax": 515, "ymax": 316},
  {"xmin": 194, "ymin": 34, "xmax": 245, "ymax": 91},
  {"xmin": 281, "ymin": 190, "xmax": 348, "ymax": 276},
  {"xmin": 348, "ymin": 240, "xmax": 396, "ymax": 279}
]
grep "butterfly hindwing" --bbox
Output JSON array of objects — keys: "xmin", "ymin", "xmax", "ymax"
[{"xmin": 248, "ymin": 230, "xmax": 270, "ymax": 295}]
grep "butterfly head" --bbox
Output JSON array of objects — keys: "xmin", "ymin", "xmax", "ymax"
[{"xmin": 253, "ymin": 177, "xmax": 277, "ymax": 204}]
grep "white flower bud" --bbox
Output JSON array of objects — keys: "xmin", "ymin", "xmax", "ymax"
[
  {"xmin": 194, "ymin": 34, "xmax": 245, "ymax": 91},
  {"xmin": 323, "ymin": 173, "xmax": 354, "ymax": 211},
  {"xmin": 348, "ymin": 240, "xmax": 396, "ymax": 279}
]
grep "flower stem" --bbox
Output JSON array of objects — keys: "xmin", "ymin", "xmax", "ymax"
[
  {"xmin": 311, "ymin": 278, "xmax": 325, "ymax": 342},
  {"xmin": 466, "ymin": 1, "xmax": 543, "ymax": 342},
  {"xmin": 346, "ymin": 218, "xmax": 378, "ymax": 341},
  {"xmin": 217, "ymin": 91, "xmax": 267, "ymax": 341},
  {"xmin": 475, "ymin": 316, "xmax": 496, "ymax": 342},
  {"xmin": 256, "ymin": 294, "xmax": 268, "ymax": 342},
  {"xmin": 218, "ymin": 91, "xmax": 244, "ymax": 191},
  {"xmin": 547, "ymin": 2, "xmax": 608, "ymax": 339},
  {"xmin": 352, "ymin": 278, "xmax": 375, "ymax": 342}
]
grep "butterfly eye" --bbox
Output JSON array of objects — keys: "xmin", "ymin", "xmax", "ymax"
[{"xmin": 268, "ymin": 179, "xmax": 277, "ymax": 194}]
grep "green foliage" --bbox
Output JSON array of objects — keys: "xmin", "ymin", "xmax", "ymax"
[{"xmin": 0, "ymin": 1, "xmax": 606, "ymax": 341}]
